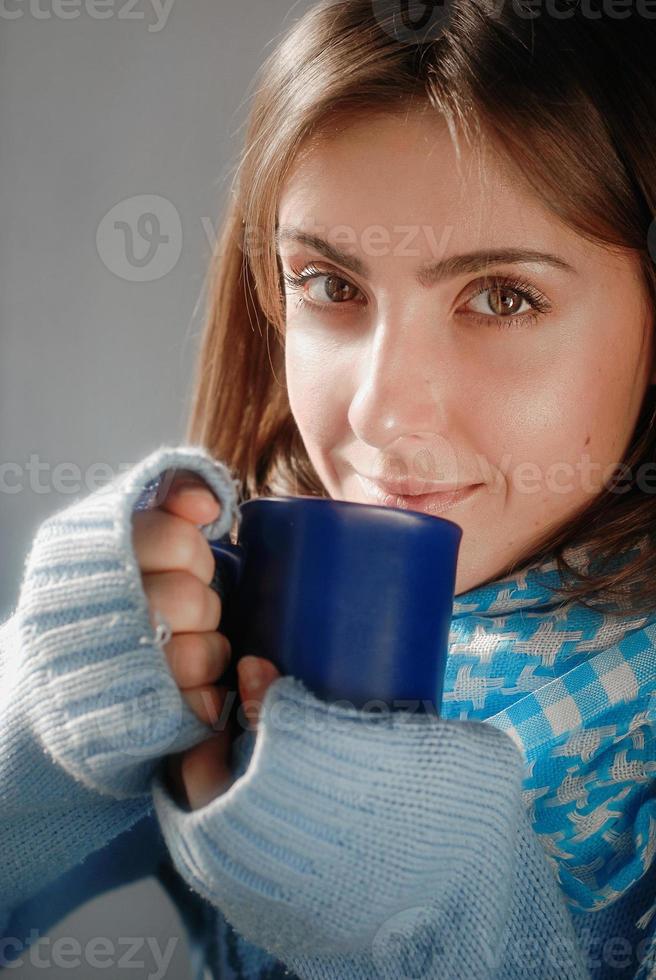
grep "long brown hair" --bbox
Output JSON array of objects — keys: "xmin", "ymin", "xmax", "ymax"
[{"xmin": 186, "ymin": 0, "xmax": 656, "ymax": 614}]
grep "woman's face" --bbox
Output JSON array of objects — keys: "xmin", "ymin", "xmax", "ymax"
[{"xmin": 277, "ymin": 111, "xmax": 655, "ymax": 595}]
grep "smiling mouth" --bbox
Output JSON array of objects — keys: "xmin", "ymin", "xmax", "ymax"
[{"xmin": 356, "ymin": 474, "xmax": 483, "ymax": 516}]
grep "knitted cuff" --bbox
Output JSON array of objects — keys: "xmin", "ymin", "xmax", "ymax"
[
  {"xmin": 495, "ymin": 805, "xmax": 590, "ymax": 979},
  {"xmin": 152, "ymin": 673, "xmax": 525, "ymax": 973},
  {"xmin": 15, "ymin": 443, "xmax": 241, "ymax": 800}
]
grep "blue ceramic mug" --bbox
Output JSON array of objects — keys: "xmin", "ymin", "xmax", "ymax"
[{"xmin": 209, "ymin": 496, "xmax": 462, "ymax": 714}]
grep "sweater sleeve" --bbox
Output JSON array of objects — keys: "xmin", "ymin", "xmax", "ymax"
[
  {"xmin": 151, "ymin": 674, "xmax": 591, "ymax": 980},
  {"xmin": 0, "ymin": 443, "xmax": 241, "ymax": 930}
]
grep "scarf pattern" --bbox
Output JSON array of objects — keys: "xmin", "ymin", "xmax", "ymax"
[{"xmin": 445, "ymin": 536, "xmax": 656, "ymax": 932}]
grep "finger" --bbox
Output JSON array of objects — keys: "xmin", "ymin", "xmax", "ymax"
[
  {"xmin": 164, "ymin": 630, "xmax": 232, "ymax": 690},
  {"xmin": 132, "ymin": 509, "xmax": 216, "ymax": 585},
  {"xmin": 157, "ymin": 468, "xmax": 222, "ymax": 526},
  {"xmin": 237, "ymin": 656, "xmax": 282, "ymax": 730},
  {"xmin": 180, "ymin": 732, "xmax": 234, "ymax": 811},
  {"xmin": 182, "ymin": 683, "xmax": 231, "ymax": 728},
  {"xmin": 142, "ymin": 570, "xmax": 222, "ymax": 634}
]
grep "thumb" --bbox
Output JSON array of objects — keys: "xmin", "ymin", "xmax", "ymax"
[
  {"xmin": 156, "ymin": 467, "xmax": 222, "ymax": 526},
  {"xmin": 238, "ymin": 656, "xmax": 282, "ymax": 730}
]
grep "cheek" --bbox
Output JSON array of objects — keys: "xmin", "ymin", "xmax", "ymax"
[
  {"xmin": 488, "ymin": 352, "xmax": 635, "ymax": 503},
  {"xmin": 284, "ymin": 329, "xmax": 351, "ymax": 453}
]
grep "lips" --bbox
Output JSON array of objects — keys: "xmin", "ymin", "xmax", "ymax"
[
  {"xmin": 360, "ymin": 475, "xmax": 475, "ymax": 496},
  {"xmin": 356, "ymin": 474, "xmax": 482, "ymax": 517}
]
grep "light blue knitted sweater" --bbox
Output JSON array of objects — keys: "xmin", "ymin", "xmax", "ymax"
[{"xmin": 1, "ymin": 444, "xmax": 656, "ymax": 979}]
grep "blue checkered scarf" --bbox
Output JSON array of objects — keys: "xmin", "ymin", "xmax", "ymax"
[{"xmin": 445, "ymin": 535, "xmax": 656, "ymax": 930}]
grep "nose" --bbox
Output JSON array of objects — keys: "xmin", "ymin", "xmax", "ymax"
[{"xmin": 347, "ymin": 319, "xmax": 453, "ymax": 451}]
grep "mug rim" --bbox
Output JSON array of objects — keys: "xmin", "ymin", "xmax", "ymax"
[{"xmin": 238, "ymin": 493, "xmax": 464, "ymax": 536}]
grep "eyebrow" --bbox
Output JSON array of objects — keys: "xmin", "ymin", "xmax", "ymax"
[{"xmin": 275, "ymin": 226, "xmax": 577, "ymax": 285}]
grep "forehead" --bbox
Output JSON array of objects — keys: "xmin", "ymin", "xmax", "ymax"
[{"xmin": 277, "ymin": 111, "xmax": 587, "ymax": 265}]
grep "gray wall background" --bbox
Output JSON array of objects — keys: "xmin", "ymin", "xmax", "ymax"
[{"xmin": 1, "ymin": 1, "xmax": 314, "ymax": 975}]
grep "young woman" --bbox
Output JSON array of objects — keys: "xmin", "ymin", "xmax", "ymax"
[{"xmin": 2, "ymin": 1, "xmax": 656, "ymax": 977}]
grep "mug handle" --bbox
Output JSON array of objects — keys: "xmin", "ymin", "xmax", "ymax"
[
  {"xmin": 209, "ymin": 535, "xmax": 245, "ymax": 635},
  {"xmin": 208, "ymin": 534, "xmax": 246, "ymax": 700}
]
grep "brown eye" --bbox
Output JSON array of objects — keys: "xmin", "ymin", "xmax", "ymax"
[
  {"xmin": 282, "ymin": 264, "xmax": 366, "ymax": 313},
  {"xmin": 309, "ymin": 274, "xmax": 359, "ymax": 304},
  {"xmin": 460, "ymin": 275, "xmax": 551, "ymax": 331},
  {"xmin": 485, "ymin": 286, "xmax": 525, "ymax": 316}
]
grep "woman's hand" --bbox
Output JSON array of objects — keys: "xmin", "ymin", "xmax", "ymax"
[
  {"xmin": 132, "ymin": 469, "xmax": 280, "ymax": 811},
  {"xmin": 169, "ymin": 653, "xmax": 281, "ymax": 810}
]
